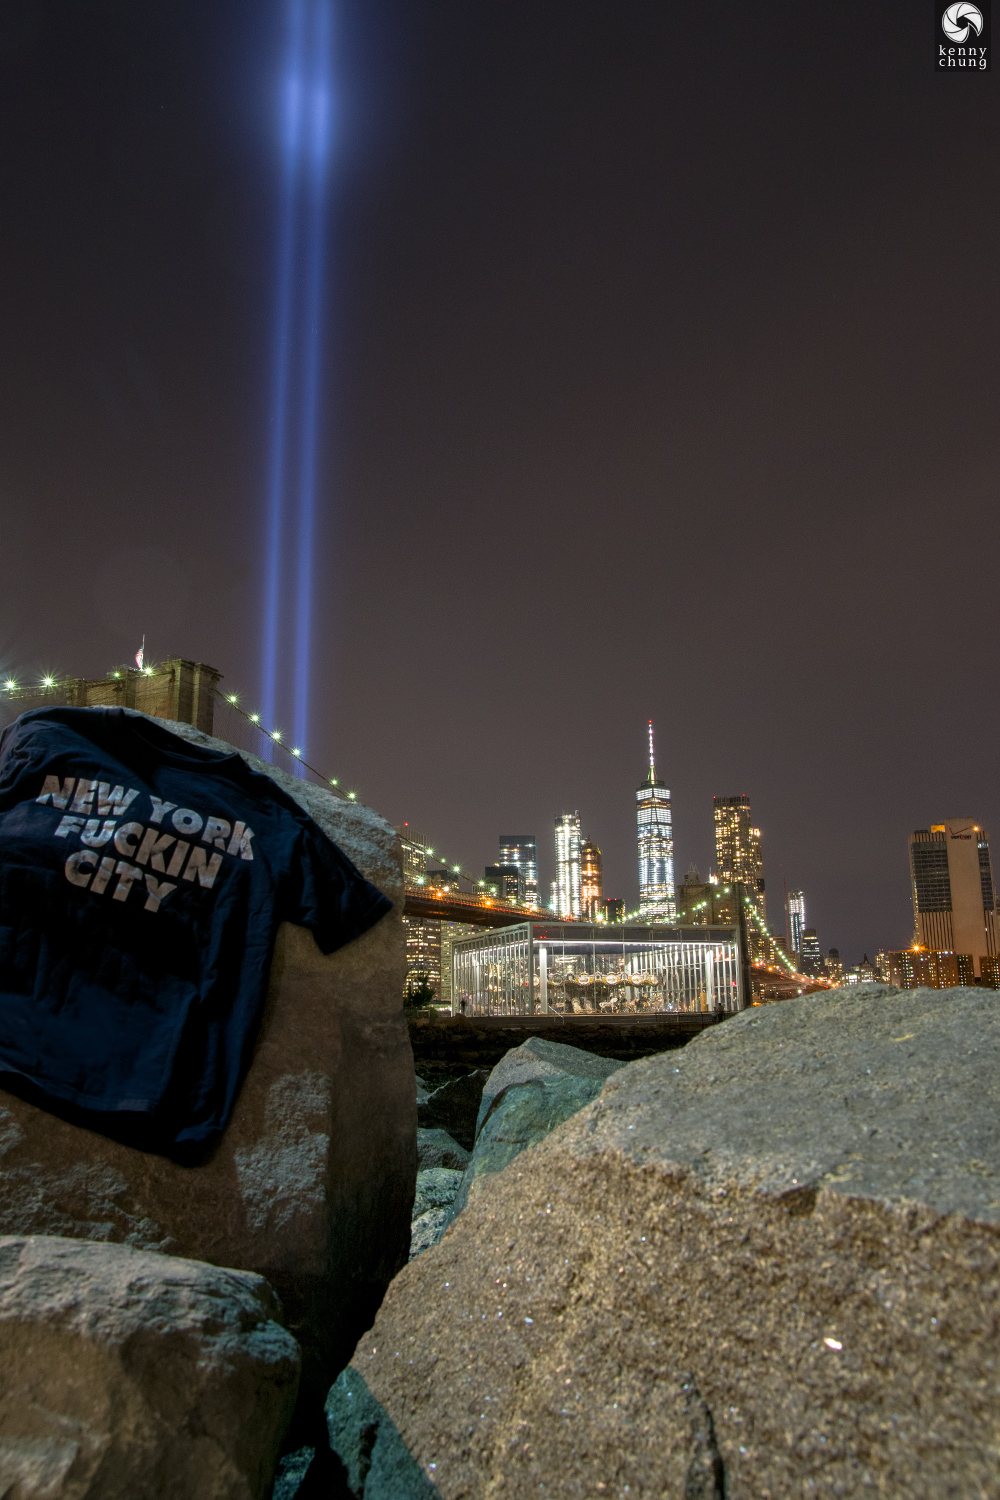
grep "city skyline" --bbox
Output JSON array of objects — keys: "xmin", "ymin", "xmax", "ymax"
[
  {"xmin": 1, "ymin": 4, "xmax": 996, "ymax": 968},
  {"xmin": 378, "ymin": 744, "xmax": 1000, "ymax": 971}
]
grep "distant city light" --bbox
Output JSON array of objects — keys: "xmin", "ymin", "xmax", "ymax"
[
  {"xmin": 41, "ymin": 676, "xmax": 55, "ymax": 687},
  {"xmin": 3, "ymin": 679, "xmax": 15, "ymax": 691}
]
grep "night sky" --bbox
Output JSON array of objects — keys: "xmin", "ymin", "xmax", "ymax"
[{"xmin": 0, "ymin": 2, "xmax": 996, "ymax": 961}]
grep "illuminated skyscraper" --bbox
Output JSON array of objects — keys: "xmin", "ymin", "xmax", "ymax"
[
  {"xmin": 554, "ymin": 813, "xmax": 582, "ymax": 919},
  {"xmin": 713, "ymin": 795, "xmax": 766, "ymax": 923},
  {"xmin": 580, "ymin": 839, "xmax": 603, "ymax": 920},
  {"xmin": 395, "ymin": 825, "xmax": 428, "ymax": 887},
  {"xmin": 800, "ymin": 928, "xmax": 822, "ymax": 976},
  {"xmin": 499, "ymin": 835, "xmax": 539, "ymax": 910},
  {"xmin": 484, "ymin": 864, "xmax": 524, "ymax": 902},
  {"xmin": 786, "ymin": 889, "xmax": 805, "ymax": 958},
  {"xmin": 909, "ymin": 821, "xmax": 999, "ymax": 977},
  {"xmin": 637, "ymin": 722, "xmax": 676, "ymax": 922}
]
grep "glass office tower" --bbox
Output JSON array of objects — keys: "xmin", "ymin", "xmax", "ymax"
[
  {"xmin": 499, "ymin": 835, "xmax": 539, "ymax": 910},
  {"xmin": 580, "ymin": 839, "xmax": 603, "ymax": 920},
  {"xmin": 637, "ymin": 722, "xmax": 676, "ymax": 921},
  {"xmin": 786, "ymin": 889, "xmax": 805, "ymax": 958},
  {"xmin": 554, "ymin": 813, "xmax": 582, "ymax": 919}
]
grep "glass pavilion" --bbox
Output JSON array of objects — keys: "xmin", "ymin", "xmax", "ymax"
[{"xmin": 450, "ymin": 921, "xmax": 745, "ymax": 1018}]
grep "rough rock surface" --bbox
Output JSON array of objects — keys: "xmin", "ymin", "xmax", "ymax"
[
  {"xmin": 0, "ymin": 718, "xmax": 412, "ymax": 1411},
  {"xmin": 408, "ymin": 1171, "xmax": 464, "ymax": 1264},
  {"xmin": 449, "ymin": 1038, "xmax": 624, "ymax": 1221},
  {"xmin": 416, "ymin": 1072, "xmax": 489, "ymax": 1152},
  {"xmin": 270, "ymin": 1446, "xmax": 315, "ymax": 1500},
  {"xmin": 412, "ymin": 1169, "xmax": 464, "ymax": 1219},
  {"xmin": 326, "ymin": 1367, "xmax": 436, "ymax": 1499},
  {"xmin": 474, "ymin": 1036, "xmax": 625, "ymax": 1137},
  {"xmin": 407, "ymin": 1210, "xmax": 450, "ymax": 1262},
  {"xmin": 329, "ymin": 986, "xmax": 1000, "ymax": 1498},
  {"xmin": 416, "ymin": 1129, "xmax": 469, "ymax": 1172},
  {"xmin": 0, "ymin": 1235, "xmax": 299, "ymax": 1499}
]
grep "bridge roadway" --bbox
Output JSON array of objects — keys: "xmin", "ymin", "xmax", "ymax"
[{"xmin": 403, "ymin": 887, "xmax": 553, "ymax": 927}]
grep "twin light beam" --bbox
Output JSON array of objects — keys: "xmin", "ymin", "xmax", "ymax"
[{"xmin": 261, "ymin": 0, "xmax": 333, "ymax": 770}]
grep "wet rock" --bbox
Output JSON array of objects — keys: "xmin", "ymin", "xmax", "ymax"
[
  {"xmin": 331, "ymin": 986, "xmax": 1000, "ymax": 1497},
  {"xmin": 415, "ymin": 1129, "xmax": 469, "ymax": 1172},
  {"xmin": 0, "ymin": 718, "xmax": 413, "ymax": 1415},
  {"xmin": 0, "ymin": 1235, "xmax": 299, "ymax": 1499}
]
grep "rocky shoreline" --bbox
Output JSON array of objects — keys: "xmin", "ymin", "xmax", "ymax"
[
  {"xmin": 329, "ymin": 984, "xmax": 1000, "ymax": 1498},
  {"xmin": 2, "ymin": 980, "xmax": 998, "ymax": 1497}
]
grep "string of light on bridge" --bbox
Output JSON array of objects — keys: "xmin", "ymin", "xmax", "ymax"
[
  {"xmin": 2, "ymin": 666, "xmax": 161, "ymax": 694},
  {"xmin": 1, "ymin": 670, "xmax": 489, "ymax": 879},
  {"xmin": 218, "ymin": 691, "xmax": 360, "ymax": 802},
  {"xmin": 219, "ymin": 696, "xmax": 494, "ymax": 895}
]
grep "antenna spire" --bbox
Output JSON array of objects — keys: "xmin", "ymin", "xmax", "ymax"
[{"xmin": 648, "ymin": 719, "xmax": 655, "ymax": 781}]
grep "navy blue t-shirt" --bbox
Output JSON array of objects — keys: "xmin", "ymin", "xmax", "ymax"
[{"xmin": 0, "ymin": 707, "xmax": 392, "ymax": 1149}]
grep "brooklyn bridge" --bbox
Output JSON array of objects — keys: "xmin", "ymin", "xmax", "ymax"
[{"xmin": 2, "ymin": 662, "xmax": 816, "ymax": 1004}]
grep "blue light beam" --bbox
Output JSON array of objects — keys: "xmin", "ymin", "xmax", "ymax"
[
  {"xmin": 261, "ymin": 0, "xmax": 307, "ymax": 745},
  {"xmin": 293, "ymin": 0, "xmax": 333, "ymax": 760}
]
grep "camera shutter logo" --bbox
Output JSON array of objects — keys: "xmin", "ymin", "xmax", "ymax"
[{"xmin": 942, "ymin": 2, "xmax": 984, "ymax": 41}]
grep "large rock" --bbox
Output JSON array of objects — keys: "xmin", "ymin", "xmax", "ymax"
[
  {"xmin": 416, "ymin": 1072, "xmax": 489, "ymax": 1152},
  {"xmin": 0, "ymin": 1235, "xmax": 299, "ymax": 1499},
  {"xmin": 408, "ymin": 1169, "xmax": 467, "ymax": 1265},
  {"xmin": 447, "ymin": 1037, "xmax": 625, "ymax": 1223},
  {"xmin": 415, "ymin": 1129, "xmax": 469, "ymax": 1172},
  {"xmin": 409, "ymin": 1042, "xmax": 622, "ymax": 1262},
  {"xmin": 329, "ymin": 986, "xmax": 1000, "ymax": 1497},
  {"xmin": 411, "ymin": 1169, "xmax": 464, "ymax": 1219},
  {"xmin": 0, "ymin": 720, "xmax": 412, "ymax": 1413},
  {"xmin": 473, "ymin": 1035, "xmax": 625, "ymax": 1137}
]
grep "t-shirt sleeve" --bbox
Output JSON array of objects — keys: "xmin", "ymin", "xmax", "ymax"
[{"xmin": 284, "ymin": 818, "xmax": 393, "ymax": 954}]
